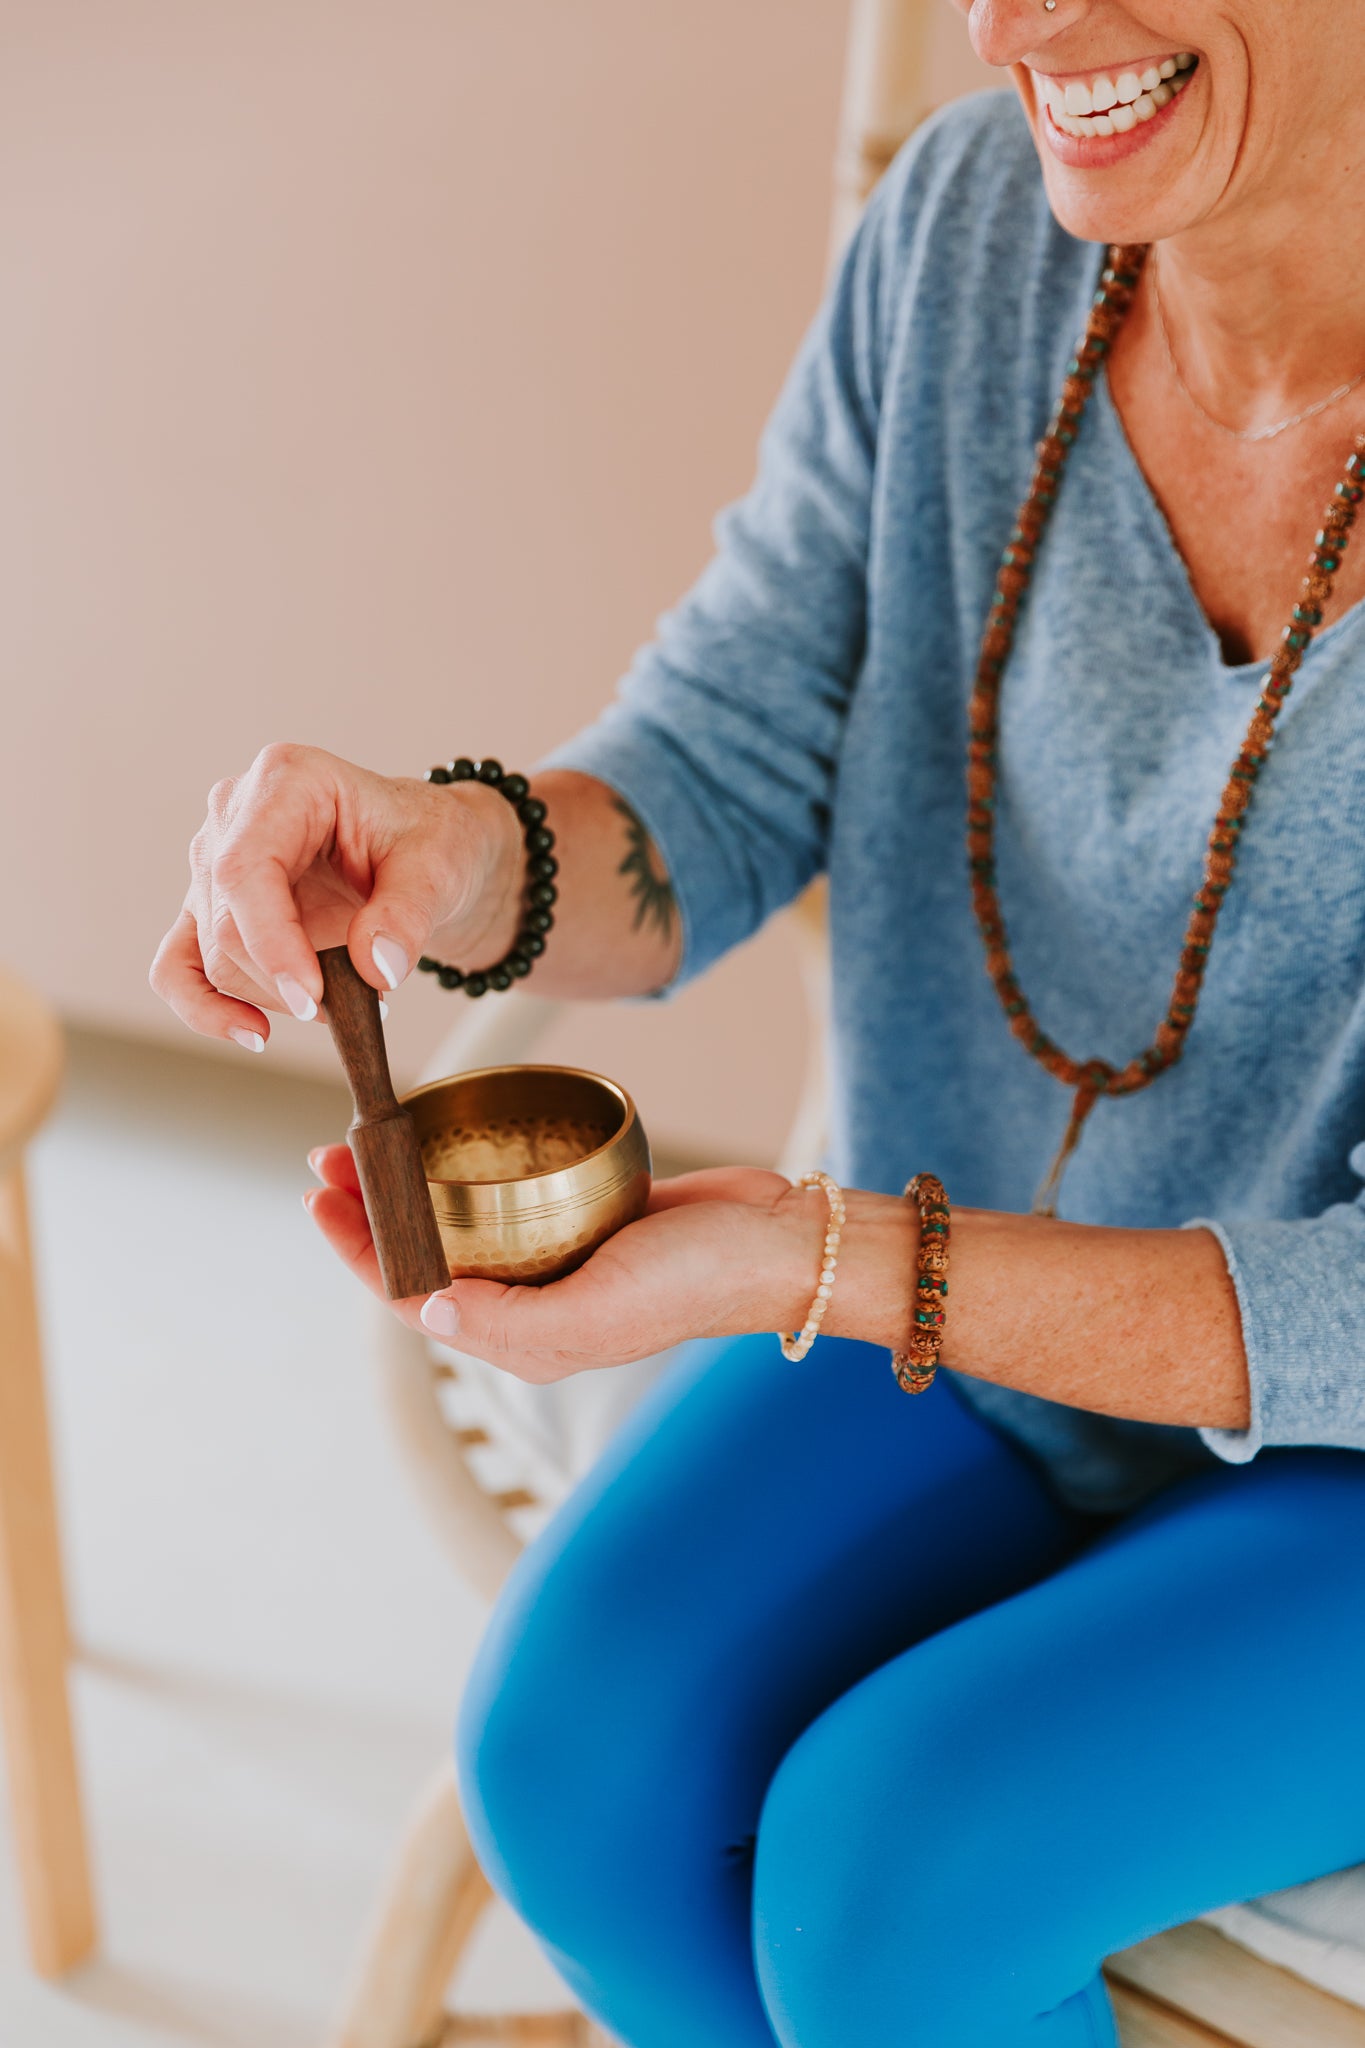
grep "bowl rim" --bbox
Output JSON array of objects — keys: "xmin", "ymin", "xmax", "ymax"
[{"xmin": 397, "ymin": 1063, "xmax": 642, "ymax": 1189}]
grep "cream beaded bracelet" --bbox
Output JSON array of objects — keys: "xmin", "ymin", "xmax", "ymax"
[{"xmin": 777, "ymin": 1171, "xmax": 846, "ymax": 1362}]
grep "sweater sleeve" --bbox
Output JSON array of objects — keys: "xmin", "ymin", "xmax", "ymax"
[
  {"xmin": 536, "ymin": 149, "xmax": 900, "ymax": 993},
  {"xmin": 1184, "ymin": 1140, "xmax": 1365, "ymax": 1462}
]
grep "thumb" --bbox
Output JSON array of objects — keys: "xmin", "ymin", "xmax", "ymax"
[{"xmin": 417, "ymin": 1267, "xmax": 607, "ymax": 1378}]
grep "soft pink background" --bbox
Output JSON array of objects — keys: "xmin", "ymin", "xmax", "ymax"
[{"xmin": 1, "ymin": 1, "xmax": 991, "ymax": 1161}]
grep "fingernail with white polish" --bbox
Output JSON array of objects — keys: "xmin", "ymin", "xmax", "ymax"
[
  {"xmin": 378, "ymin": 998, "xmax": 389, "ymax": 1022},
  {"xmin": 276, "ymin": 973, "xmax": 318, "ymax": 1021},
  {"xmin": 371, "ymin": 936, "xmax": 409, "ymax": 991},
  {"xmin": 229, "ymin": 1027, "xmax": 266, "ymax": 1053},
  {"xmin": 421, "ymin": 1294, "xmax": 461, "ymax": 1338}
]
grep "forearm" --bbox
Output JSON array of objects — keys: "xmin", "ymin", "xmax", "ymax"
[
  {"xmin": 774, "ymin": 1188, "xmax": 1251, "ymax": 1433},
  {"xmin": 425, "ymin": 767, "xmax": 681, "ymax": 1000}
]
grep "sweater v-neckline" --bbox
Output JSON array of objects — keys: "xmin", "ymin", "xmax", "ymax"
[{"xmin": 1089, "ymin": 360, "xmax": 1365, "ymax": 689}]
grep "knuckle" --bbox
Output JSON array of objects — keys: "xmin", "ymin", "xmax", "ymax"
[
  {"xmin": 206, "ymin": 776, "xmax": 235, "ymax": 816},
  {"xmin": 478, "ymin": 1315, "xmax": 512, "ymax": 1361},
  {"xmin": 254, "ymin": 739, "xmax": 307, "ymax": 779},
  {"xmin": 199, "ymin": 943, "xmax": 230, "ymax": 992},
  {"xmin": 201, "ymin": 918, "xmax": 240, "ymax": 991},
  {"xmin": 206, "ymin": 894, "xmax": 239, "ymax": 949},
  {"xmin": 210, "ymin": 842, "xmax": 247, "ymax": 892}
]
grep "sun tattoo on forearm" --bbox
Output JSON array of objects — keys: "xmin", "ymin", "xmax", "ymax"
[{"xmin": 611, "ymin": 795, "xmax": 676, "ymax": 943}]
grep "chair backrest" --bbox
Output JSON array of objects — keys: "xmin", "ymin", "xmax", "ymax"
[{"xmin": 830, "ymin": 0, "xmax": 936, "ymax": 261}]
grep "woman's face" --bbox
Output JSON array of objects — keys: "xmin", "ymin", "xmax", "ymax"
[{"xmin": 954, "ymin": 1, "xmax": 1349, "ymax": 250}]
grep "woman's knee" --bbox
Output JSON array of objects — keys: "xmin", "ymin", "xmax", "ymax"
[{"xmin": 751, "ymin": 1658, "xmax": 1103, "ymax": 2047}]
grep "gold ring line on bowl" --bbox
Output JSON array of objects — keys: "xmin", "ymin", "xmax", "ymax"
[{"xmin": 427, "ymin": 1162, "xmax": 648, "ymax": 1228}]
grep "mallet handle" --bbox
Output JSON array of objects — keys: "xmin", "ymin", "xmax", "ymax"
[{"xmin": 318, "ymin": 946, "xmax": 450, "ymax": 1302}]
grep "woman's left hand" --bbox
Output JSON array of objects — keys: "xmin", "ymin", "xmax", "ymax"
[{"xmin": 303, "ymin": 1144, "xmax": 822, "ymax": 1379}]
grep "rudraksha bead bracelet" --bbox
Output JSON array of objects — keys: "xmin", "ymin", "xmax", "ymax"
[{"xmin": 892, "ymin": 1172, "xmax": 950, "ymax": 1395}]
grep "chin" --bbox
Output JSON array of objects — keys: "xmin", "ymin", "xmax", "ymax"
[{"xmin": 1035, "ymin": 159, "xmax": 1203, "ymax": 249}]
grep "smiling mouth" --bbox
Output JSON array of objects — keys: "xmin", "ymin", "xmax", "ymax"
[{"xmin": 1034, "ymin": 52, "xmax": 1199, "ymax": 138}]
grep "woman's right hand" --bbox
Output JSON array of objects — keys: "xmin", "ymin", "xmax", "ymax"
[{"xmin": 149, "ymin": 742, "xmax": 523, "ymax": 1050}]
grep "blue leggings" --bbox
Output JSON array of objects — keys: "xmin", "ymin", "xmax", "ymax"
[{"xmin": 454, "ymin": 1334, "xmax": 1365, "ymax": 2047}]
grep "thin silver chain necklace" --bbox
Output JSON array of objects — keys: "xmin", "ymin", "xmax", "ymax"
[{"xmin": 1150, "ymin": 248, "xmax": 1365, "ymax": 443}]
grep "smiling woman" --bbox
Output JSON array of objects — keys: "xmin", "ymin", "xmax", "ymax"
[{"xmin": 151, "ymin": 1, "xmax": 1365, "ymax": 2043}]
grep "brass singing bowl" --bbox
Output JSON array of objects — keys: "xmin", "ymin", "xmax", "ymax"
[{"xmin": 399, "ymin": 1064, "xmax": 652, "ymax": 1284}]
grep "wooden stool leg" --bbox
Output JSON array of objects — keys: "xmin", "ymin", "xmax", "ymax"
[
  {"xmin": 333, "ymin": 1758, "xmax": 607, "ymax": 2048},
  {"xmin": 332, "ymin": 1758, "xmax": 496, "ymax": 2048},
  {"xmin": 0, "ymin": 1159, "xmax": 96, "ymax": 1974}
]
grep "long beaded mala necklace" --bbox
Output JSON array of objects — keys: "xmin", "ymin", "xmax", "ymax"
[{"xmin": 971, "ymin": 242, "xmax": 1365, "ymax": 1217}]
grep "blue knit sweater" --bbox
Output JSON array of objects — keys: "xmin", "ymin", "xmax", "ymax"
[{"xmin": 544, "ymin": 90, "xmax": 1365, "ymax": 1513}]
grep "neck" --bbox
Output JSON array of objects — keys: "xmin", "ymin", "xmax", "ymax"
[{"xmin": 1153, "ymin": 163, "xmax": 1365, "ymax": 421}]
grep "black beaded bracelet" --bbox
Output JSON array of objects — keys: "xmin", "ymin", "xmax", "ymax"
[{"xmin": 417, "ymin": 757, "xmax": 556, "ymax": 997}]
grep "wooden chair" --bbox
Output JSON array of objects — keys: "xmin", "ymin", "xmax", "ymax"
[{"xmin": 330, "ymin": 7, "xmax": 1365, "ymax": 2043}]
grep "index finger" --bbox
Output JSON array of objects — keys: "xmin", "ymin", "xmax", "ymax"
[
  {"xmin": 211, "ymin": 836, "xmax": 322, "ymax": 1014},
  {"xmin": 149, "ymin": 906, "xmax": 273, "ymax": 1049}
]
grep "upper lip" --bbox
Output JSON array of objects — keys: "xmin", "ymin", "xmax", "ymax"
[{"xmin": 1029, "ymin": 53, "xmax": 1191, "ymax": 80}]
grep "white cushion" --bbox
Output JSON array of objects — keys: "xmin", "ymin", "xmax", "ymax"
[{"xmin": 1204, "ymin": 1871, "xmax": 1365, "ymax": 2010}]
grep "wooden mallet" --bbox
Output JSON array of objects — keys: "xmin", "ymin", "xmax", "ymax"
[{"xmin": 317, "ymin": 945, "xmax": 451, "ymax": 1301}]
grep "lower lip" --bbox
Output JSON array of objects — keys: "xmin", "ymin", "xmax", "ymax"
[{"xmin": 1040, "ymin": 70, "xmax": 1198, "ymax": 169}]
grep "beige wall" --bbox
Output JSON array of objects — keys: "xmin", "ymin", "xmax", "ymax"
[{"xmin": 1, "ymin": 1, "xmax": 991, "ymax": 1162}]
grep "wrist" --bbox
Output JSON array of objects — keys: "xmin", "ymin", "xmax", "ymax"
[
  {"xmin": 427, "ymin": 777, "xmax": 526, "ymax": 969},
  {"xmin": 763, "ymin": 1182, "xmax": 920, "ymax": 1353}
]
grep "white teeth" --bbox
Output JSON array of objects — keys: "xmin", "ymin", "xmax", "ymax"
[
  {"xmin": 1176, "ymin": 51, "xmax": 1195, "ymax": 68},
  {"xmin": 1040, "ymin": 55, "xmax": 1196, "ymax": 139}
]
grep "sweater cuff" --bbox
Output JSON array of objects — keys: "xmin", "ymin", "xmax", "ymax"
[
  {"xmin": 1181, "ymin": 1217, "xmax": 1263, "ymax": 1466},
  {"xmin": 1181, "ymin": 1210, "xmax": 1365, "ymax": 1466}
]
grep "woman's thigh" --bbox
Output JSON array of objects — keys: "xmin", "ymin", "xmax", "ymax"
[
  {"xmin": 455, "ymin": 1333, "xmax": 1095, "ymax": 2046},
  {"xmin": 753, "ymin": 1445, "xmax": 1365, "ymax": 2048}
]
